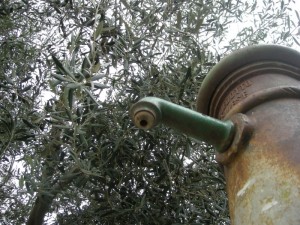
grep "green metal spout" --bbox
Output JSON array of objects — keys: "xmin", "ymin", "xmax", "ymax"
[{"xmin": 130, "ymin": 97, "xmax": 235, "ymax": 153}]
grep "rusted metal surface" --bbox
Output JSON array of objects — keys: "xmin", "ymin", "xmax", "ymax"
[
  {"xmin": 207, "ymin": 62, "xmax": 300, "ymax": 119},
  {"xmin": 197, "ymin": 45, "xmax": 300, "ymax": 224},
  {"xmin": 216, "ymin": 113, "xmax": 253, "ymax": 165},
  {"xmin": 197, "ymin": 45, "xmax": 300, "ymax": 116},
  {"xmin": 225, "ymin": 99, "xmax": 300, "ymax": 224},
  {"xmin": 224, "ymin": 99, "xmax": 300, "ymax": 224}
]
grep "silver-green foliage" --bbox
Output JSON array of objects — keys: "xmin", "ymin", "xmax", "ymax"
[{"xmin": 0, "ymin": 0, "xmax": 299, "ymax": 224}]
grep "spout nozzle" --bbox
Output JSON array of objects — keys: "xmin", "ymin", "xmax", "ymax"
[
  {"xmin": 130, "ymin": 97, "xmax": 163, "ymax": 130},
  {"xmin": 130, "ymin": 97, "xmax": 236, "ymax": 152},
  {"xmin": 133, "ymin": 110, "xmax": 156, "ymax": 130}
]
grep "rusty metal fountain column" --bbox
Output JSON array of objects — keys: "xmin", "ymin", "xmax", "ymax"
[
  {"xmin": 197, "ymin": 45, "xmax": 300, "ymax": 224},
  {"xmin": 130, "ymin": 45, "xmax": 300, "ymax": 224}
]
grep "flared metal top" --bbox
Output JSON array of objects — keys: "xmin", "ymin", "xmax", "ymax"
[{"xmin": 197, "ymin": 45, "xmax": 300, "ymax": 117}]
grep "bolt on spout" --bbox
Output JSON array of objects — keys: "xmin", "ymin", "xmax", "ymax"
[{"xmin": 130, "ymin": 97, "xmax": 235, "ymax": 153}]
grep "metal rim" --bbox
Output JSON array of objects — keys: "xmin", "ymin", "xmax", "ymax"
[
  {"xmin": 223, "ymin": 86, "xmax": 300, "ymax": 120},
  {"xmin": 196, "ymin": 45, "xmax": 300, "ymax": 116}
]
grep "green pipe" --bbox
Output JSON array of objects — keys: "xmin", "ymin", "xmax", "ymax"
[{"xmin": 130, "ymin": 97, "xmax": 235, "ymax": 153}]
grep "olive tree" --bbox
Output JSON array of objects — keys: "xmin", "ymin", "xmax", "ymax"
[{"xmin": 0, "ymin": 0, "xmax": 299, "ymax": 224}]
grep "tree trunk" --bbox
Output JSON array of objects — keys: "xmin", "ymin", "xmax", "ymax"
[{"xmin": 26, "ymin": 194, "xmax": 54, "ymax": 225}]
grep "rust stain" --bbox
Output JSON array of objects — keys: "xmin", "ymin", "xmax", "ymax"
[
  {"xmin": 196, "ymin": 46, "xmax": 300, "ymax": 224},
  {"xmin": 221, "ymin": 99, "xmax": 300, "ymax": 224}
]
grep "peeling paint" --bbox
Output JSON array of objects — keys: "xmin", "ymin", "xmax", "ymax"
[
  {"xmin": 195, "ymin": 46, "xmax": 300, "ymax": 224},
  {"xmin": 237, "ymin": 178, "xmax": 256, "ymax": 197},
  {"xmin": 262, "ymin": 200, "xmax": 278, "ymax": 212}
]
